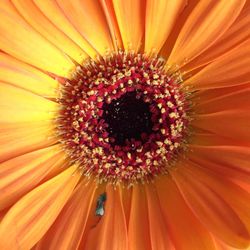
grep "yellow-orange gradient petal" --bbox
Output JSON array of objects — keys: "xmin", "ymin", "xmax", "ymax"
[
  {"xmin": 0, "ymin": 145, "xmax": 66, "ymax": 210},
  {"xmin": 0, "ymin": 165, "xmax": 80, "ymax": 250},
  {"xmin": 189, "ymin": 145, "xmax": 250, "ymax": 184},
  {"xmin": 156, "ymin": 176, "xmax": 216, "ymax": 250},
  {"xmin": 0, "ymin": 84, "xmax": 58, "ymax": 161},
  {"xmin": 99, "ymin": 0, "xmax": 123, "ymax": 50},
  {"xmin": 183, "ymin": 3, "xmax": 250, "ymax": 71},
  {"xmin": 33, "ymin": 0, "xmax": 97, "ymax": 58},
  {"xmin": 0, "ymin": 53, "xmax": 58, "ymax": 98},
  {"xmin": 144, "ymin": 0, "xmax": 186, "ymax": 54},
  {"xmin": 0, "ymin": 83, "xmax": 57, "ymax": 123},
  {"xmin": 145, "ymin": 184, "xmax": 174, "ymax": 250},
  {"xmin": 0, "ymin": 3, "xmax": 74, "ymax": 77},
  {"xmin": 188, "ymin": 40, "xmax": 250, "ymax": 90},
  {"xmin": 12, "ymin": 0, "xmax": 88, "ymax": 65},
  {"xmin": 167, "ymin": 0, "xmax": 245, "ymax": 65},
  {"xmin": 57, "ymin": 0, "xmax": 113, "ymax": 55},
  {"xmin": 85, "ymin": 185, "xmax": 128, "ymax": 250},
  {"xmin": 34, "ymin": 179, "xmax": 97, "ymax": 250},
  {"xmin": 128, "ymin": 185, "xmax": 151, "ymax": 250},
  {"xmin": 113, "ymin": 0, "xmax": 144, "ymax": 51},
  {"xmin": 172, "ymin": 166, "xmax": 250, "ymax": 248}
]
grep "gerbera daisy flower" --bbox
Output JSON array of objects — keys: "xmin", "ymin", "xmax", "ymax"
[{"xmin": 0, "ymin": 0, "xmax": 249, "ymax": 249}]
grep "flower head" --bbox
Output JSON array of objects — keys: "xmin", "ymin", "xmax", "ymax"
[{"xmin": 0, "ymin": 1, "xmax": 249, "ymax": 250}]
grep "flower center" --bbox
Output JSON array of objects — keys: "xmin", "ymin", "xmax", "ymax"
[
  {"xmin": 102, "ymin": 91, "xmax": 153, "ymax": 145},
  {"xmin": 58, "ymin": 52, "xmax": 188, "ymax": 184}
]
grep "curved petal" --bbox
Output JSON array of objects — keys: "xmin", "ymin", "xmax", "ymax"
[
  {"xmin": 193, "ymin": 110, "xmax": 250, "ymax": 141},
  {"xmin": 172, "ymin": 166, "xmax": 250, "ymax": 248},
  {"xmin": 184, "ymin": 3, "xmax": 250, "ymax": 71},
  {"xmin": 33, "ymin": 0, "xmax": 97, "ymax": 58},
  {"xmin": 0, "ymin": 53, "xmax": 58, "ymax": 98},
  {"xmin": 0, "ymin": 3, "xmax": 74, "ymax": 77},
  {"xmin": 145, "ymin": 0, "xmax": 187, "ymax": 54},
  {"xmin": 57, "ymin": 0, "xmax": 113, "ymax": 55},
  {"xmin": 0, "ymin": 145, "xmax": 66, "ymax": 210},
  {"xmin": 12, "ymin": 0, "xmax": 88, "ymax": 64},
  {"xmin": 187, "ymin": 40, "xmax": 250, "ymax": 90},
  {"xmin": 181, "ymin": 163, "xmax": 250, "ymax": 234},
  {"xmin": 155, "ymin": 176, "xmax": 216, "ymax": 250},
  {"xmin": 128, "ymin": 185, "xmax": 151, "ymax": 250},
  {"xmin": 168, "ymin": 0, "xmax": 245, "ymax": 65},
  {"xmin": 112, "ymin": 0, "xmax": 144, "ymax": 51},
  {"xmin": 189, "ymin": 145, "xmax": 250, "ymax": 184},
  {"xmin": 35, "ymin": 179, "xmax": 97, "ymax": 250},
  {"xmin": 0, "ymin": 165, "xmax": 80, "ymax": 250},
  {"xmin": 85, "ymin": 184, "xmax": 128, "ymax": 250},
  {"xmin": 145, "ymin": 183, "xmax": 174, "ymax": 250}
]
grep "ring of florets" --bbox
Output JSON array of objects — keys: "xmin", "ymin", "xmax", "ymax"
[{"xmin": 57, "ymin": 51, "xmax": 188, "ymax": 184}]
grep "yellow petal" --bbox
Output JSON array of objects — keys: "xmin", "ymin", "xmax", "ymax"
[
  {"xmin": 33, "ymin": 0, "xmax": 97, "ymax": 58},
  {"xmin": 0, "ymin": 145, "xmax": 66, "ymax": 210},
  {"xmin": 0, "ymin": 121, "xmax": 56, "ymax": 163},
  {"xmin": 0, "ymin": 165, "xmax": 80, "ymax": 250},
  {"xmin": 0, "ymin": 53, "xmax": 58, "ymax": 98},
  {"xmin": 145, "ymin": 0, "xmax": 186, "ymax": 54},
  {"xmin": 188, "ymin": 41, "xmax": 250, "ymax": 90},
  {"xmin": 35, "ymin": 179, "xmax": 97, "ymax": 250},
  {"xmin": 113, "ymin": 0, "xmax": 144, "ymax": 51},
  {"xmin": 168, "ymin": 0, "xmax": 245, "ymax": 65},
  {"xmin": 172, "ymin": 166, "xmax": 250, "ymax": 248},
  {"xmin": 0, "ymin": 3, "xmax": 74, "ymax": 77},
  {"xmin": 0, "ymin": 83, "xmax": 58, "ymax": 123},
  {"xmin": 156, "ymin": 176, "xmax": 216, "ymax": 250},
  {"xmin": 85, "ymin": 185, "xmax": 128, "ymax": 250},
  {"xmin": 12, "ymin": 0, "xmax": 88, "ymax": 64},
  {"xmin": 57, "ymin": 0, "xmax": 113, "ymax": 55}
]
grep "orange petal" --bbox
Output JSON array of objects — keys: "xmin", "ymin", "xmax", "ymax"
[
  {"xmin": 128, "ymin": 185, "xmax": 151, "ymax": 250},
  {"xmin": 188, "ymin": 40, "xmax": 250, "ymax": 90},
  {"xmin": 172, "ymin": 166, "xmax": 250, "ymax": 248},
  {"xmin": 0, "ymin": 3, "xmax": 74, "ymax": 77},
  {"xmin": 33, "ymin": 0, "xmax": 97, "ymax": 58},
  {"xmin": 57, "ymin": 0, "xmax": 113, "ymax": 55},
  {"xmin": 12, "ymin": 0, "xmax": 88, "ymax": 64},
  {"xmin": 181, "ymin": 163, "xmax": 250, "ymax": 235},
  {"xmin": 193, "ymin": 110, "xmax": 250, "ymax": 141},
  {"xmin": 0, "ymin": 53, "xmax": 58, "ymax": 98},
  {"xmin": 99, "ymin": 0, "xmax": 123, "ymax": 50},
  {"xmin": 189, "ymin": 145, "xmax": 250, "ymax": 184},
  {"xmin": 0, "ymin": 165, "xmax": 80, "ymax": 250},
  {"xmin": 35, "ymin": 179, "xmax": 97, "ymax": 250},
  {"xmin": 184, "ymin": 3, "xmax": 250, "ymax": 71},
  {"xmin": 155, "ymin": 176, "xmax": 216, "ymax": 250},
  {"xmin": 0, "ymin": 145, "xmax": 66, "ymax": 210},
  {"xmin": 145, "ymin": 183, "xmax": 174, "ymax": 250},
  {"xmin": 113, "ymin": 0, "xmax": 145, "ymax": 51},
  {"xmin": 145, "ymin": 0, "xmax": 186, "ymax": 54},
  {"xmin": 85, "ymin": 184, "xmax": 128, "ymax": 250},
  {"xmin": 195, "ymin": 87, "xmax": 250, "ymax": 113},
  {"xmin": 168, "ymin": 0, "xmax": 245, "ymax": 65}
]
